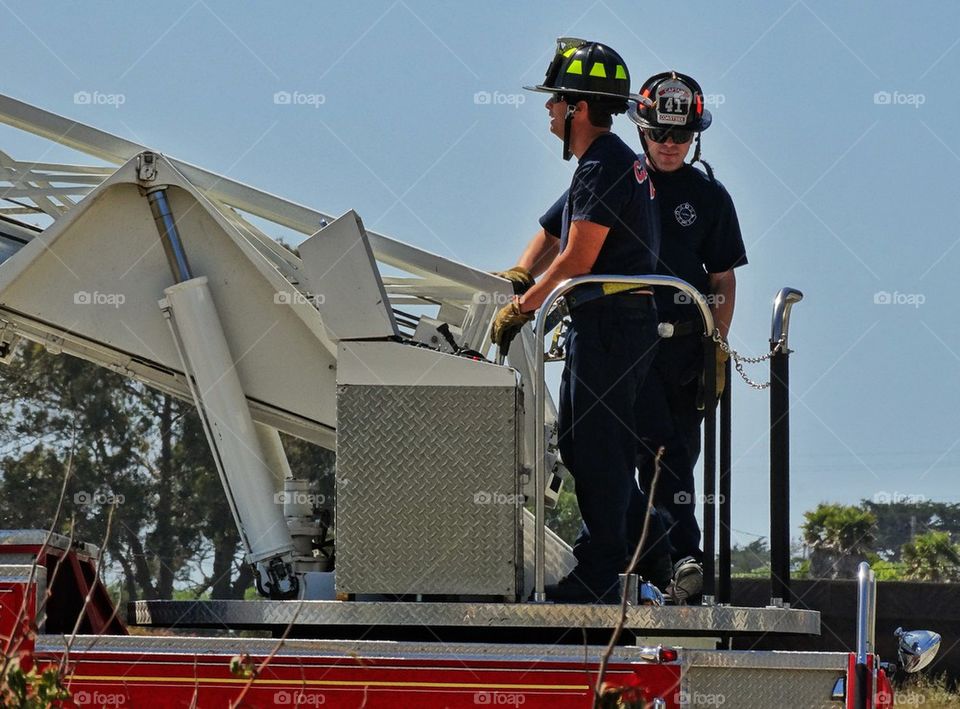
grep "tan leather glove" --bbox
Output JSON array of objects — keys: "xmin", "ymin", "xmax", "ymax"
[
  {"xmin": 492, "ymin": 266, "xmax": 535, "ymax": 295},
  {"xmin": 491, "ymin": 300, "xmax": 534, "ymax": 355},
  {"xmin": 716, "ymin": 345, "xmax": 730, "ymax": 399}
]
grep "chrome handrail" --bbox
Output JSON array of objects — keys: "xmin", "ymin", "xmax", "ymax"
[
  {"xmin": 770, "ymin": 287, "xmax": 803, "ymax": 349},
  {"xmin": 853, "ymin": 561, "xmax": 877, "ymax": 709}
]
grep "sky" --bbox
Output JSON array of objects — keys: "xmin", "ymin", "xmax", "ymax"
[{"xmin": 1, "ymin": 1, "xmax": 959, "ymax": 549}]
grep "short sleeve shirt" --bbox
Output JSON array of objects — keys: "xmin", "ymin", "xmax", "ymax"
[
  {"xmin": 541, "ymin": 157, "xmax": 746, "ymax": 321},
  {"xmin": 649, "ymin": 162, "xmax": 747, "ymax": 321},
  {"xmin": 539, "ymin": 133, "xmax": 659, "ymax": 280}
]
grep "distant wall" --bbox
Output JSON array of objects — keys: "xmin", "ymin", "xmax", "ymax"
[{"xmin": 731, "ymin": 579, "xmax": 957, "ymax": 683}]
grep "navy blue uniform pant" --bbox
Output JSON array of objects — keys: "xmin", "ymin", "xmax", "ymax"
[
  {"xmin": 558, "ymin": 297, "xmax": 669, "ymax": 587},
  {"xmin": 634, "ymin": 335, "xmax": 705, "ymax": 563}
]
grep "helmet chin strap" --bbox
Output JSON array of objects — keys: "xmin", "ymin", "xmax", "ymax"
[
  {"xmin": 638, "ymin": 130, "xmax": 667, "ymax": 173},
  {"xmin": 562, "ymin": 105, "xmax": 576, "ymax": 161},
  {"xmin": 691, "ymin": 133, "xmax": 716, "ymax": 182},
  {"xmin": 637, "ymin": 130, "xmax": 655, "ymax": 169}
]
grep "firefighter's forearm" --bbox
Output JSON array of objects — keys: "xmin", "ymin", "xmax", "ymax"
[
  {"xmin": 519, "ymin": 223, "xmax": 607, "ymax": 312},
  {"xmin": 709, "ymin": 270, "xmax": 736, "ymax": 340},
  {"xmin": 516, "ymin": 229, "xmax": 560, "ymax": 277},
  {"xmin": 519, "ymin": 256, "xmax": 582, "ymax": 312}
]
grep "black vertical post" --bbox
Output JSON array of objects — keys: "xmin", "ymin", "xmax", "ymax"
[
  {"xmin": 768, "ymin": 287, "xmax": 803, "ymax": 606},
  {"xmin": 770, "ymin": 347, "xmax": 791, "ymax": 605},
  {"xmin": 702, "ymin": 337, "xmax": 717, "ymax": 600},
  {"xmin": 718, "ymin": 357, "xmax": 732, "ymax": 604}
]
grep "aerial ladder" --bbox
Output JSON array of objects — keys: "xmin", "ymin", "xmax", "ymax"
[{"xmin": 0, "ymin": 92, "xmax": 579, "ymax": 602}]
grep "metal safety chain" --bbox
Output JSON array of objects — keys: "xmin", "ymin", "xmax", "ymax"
[{"xmin": 713, "ymin": 330, "xmax": 786, "ymax": 390}]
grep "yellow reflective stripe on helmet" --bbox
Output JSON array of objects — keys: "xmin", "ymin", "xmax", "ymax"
[
  {"xmin": 566, "ymin": 60, "xmax": 583, "ymax": 75},
  {"xmin": 615, "ymin": 65, "xmax": 627, "ymax": 80},
  {"xmin": 563, "ymin": 46, "xmax": 578, "ymax": 58},
  {"xmin": 589, "ymin": 63, "xmax": 607, "ymax": 78}
]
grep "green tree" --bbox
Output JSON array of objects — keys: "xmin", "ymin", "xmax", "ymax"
[
  {"xmin": 902, "ymin": 531, "xmax": 960, "ymax": 582},
  {"xmin": 545, "ymin": 488, "xmax": 580, "ymax": 545},
  {"xmin": 862, "ymin": 500, "xmax": 960, "ymax": 561},
  {"xmin": 1, "ymin": 341, "xmax": 338, "ymax": 601},
  {"xmin": 0, "ymin": 344, "xmax": 237, "ymax": 600},
  {"xmin": 802, "ymin": 503, "xmax": 876, "ymax": 579},
  {"xmin": 730, "ymin": 538, "xmax": 770, "ymax": 576}
]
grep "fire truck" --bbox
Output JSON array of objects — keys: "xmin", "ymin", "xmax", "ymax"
[{"xmin": 0, "ymin": 93, "xmax": 941, "ymax": 708}]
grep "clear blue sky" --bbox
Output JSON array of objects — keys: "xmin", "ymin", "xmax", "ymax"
[{"xmin": 2, "ymin": 2, "xmax": 958, "ymax": 548}]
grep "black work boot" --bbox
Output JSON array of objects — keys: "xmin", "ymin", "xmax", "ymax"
[{"xmin": 667, "ymin": 556, "xmax": 704, "ymax": 604}]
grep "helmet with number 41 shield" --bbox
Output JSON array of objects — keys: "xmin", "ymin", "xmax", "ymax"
[
  {"xmin": 628, "ymin": 71, "xmax": 712, "ymax": 132},
  {"xmin": 628, "ymin": 71, "xmax": 714, "ymax": 176}
]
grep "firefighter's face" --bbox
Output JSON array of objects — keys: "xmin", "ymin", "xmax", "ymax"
[
  {"xmin": 644, "ymin": 129, "xmax": 693, "ymax": 172},
  {"xmin": 545, "ymin": 95, "xmax": 569, "ymax": 140}
]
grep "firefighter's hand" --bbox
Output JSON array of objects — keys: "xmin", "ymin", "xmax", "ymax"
[
  {"xmin": 492, "ymin": 266, "xmax": 535, "ymax": 295},
  {"xmin": 716, "ymin": 345, "xmax": 730, "ymax": 399},
  {"xmin": 491, "ymin": 299, "xmax": 534, "ymax": 355}
]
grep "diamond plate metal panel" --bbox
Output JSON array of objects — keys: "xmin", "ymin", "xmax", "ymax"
[
  {"xmin": 682, "ymin": 666, "xmax": 844, "ymax": 708},
  {"xmin": 0, "ymin": 529, "xmax": 99, "ymax": 557},
  {"xmin": 130, "ymin": 600, "xmax": 820, "ymax": 634},
  {"xmin": 683, "ymin": 650, "xmax": 846, "ymax": 670},
  {"xmin": 522, "ymin": 508, "xmax": 576, "ymax": 598},
  {"xmin": 337, "ymin": 384, "xmax": 521, "ymax": 597},
  {"xmin": 39, "ymin": 634, "xmax": 669, "ymax": 665}
]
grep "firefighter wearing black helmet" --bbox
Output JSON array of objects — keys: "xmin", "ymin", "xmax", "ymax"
[
  {"xmin": 631, "ymin": 71, "xmax": 747, "ymax": 603},
  {"xmin": 537, "ymin": 71, "xmax": 748, "ymax": 603},
  {"xmin": 491, "ymin": 39, "xmax": 672, "ymax": 603}
]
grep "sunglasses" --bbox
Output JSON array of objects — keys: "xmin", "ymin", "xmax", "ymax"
[{"xmin": 645, "ymin": 127, "xmax": 695, "ymax": 144}]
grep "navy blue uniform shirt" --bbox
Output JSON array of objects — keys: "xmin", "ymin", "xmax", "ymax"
[
  {"xmin": 542, "ymin": 133, "xmax": 659, "ymax": 287},
  {"xmin": 541, "ymin": 158, "xmax": 746, "ymax": 321}
]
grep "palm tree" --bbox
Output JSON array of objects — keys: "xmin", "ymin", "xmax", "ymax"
[
  {"xmin": 902, "ymin": 531, "xmax": 960, "ymax": 582},
  {"xmin": 802, "ymin": 503, "xmax": 876, "ymax": 579}
]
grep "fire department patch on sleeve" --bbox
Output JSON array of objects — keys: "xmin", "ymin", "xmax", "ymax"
[{"xmin": 674, "ymin": 202, "xmax": 697, "ymax": 226}]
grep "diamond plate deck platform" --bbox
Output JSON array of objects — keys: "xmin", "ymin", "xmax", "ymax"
[
  {"xmin": 130, "ymin": 599, "xmax": 819, "ymax": 636},
  {"xmin": 35, "ymin": 634, "xmax": 674, "ymax": 663}
]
